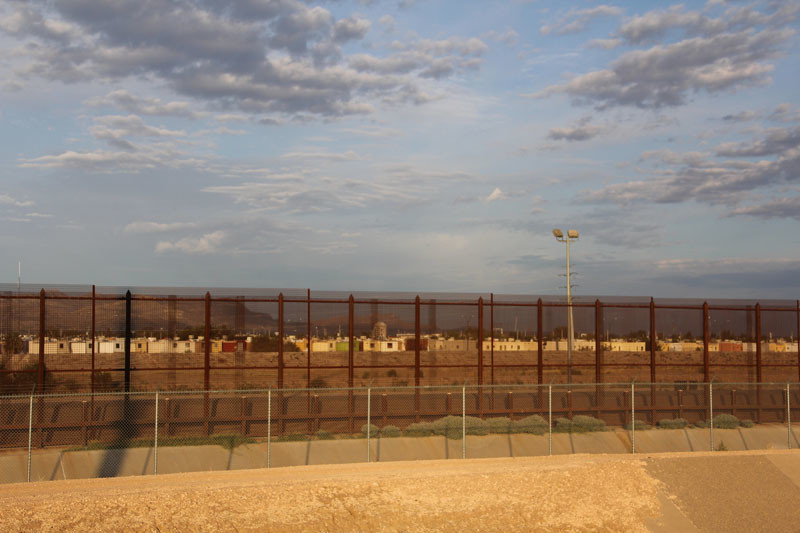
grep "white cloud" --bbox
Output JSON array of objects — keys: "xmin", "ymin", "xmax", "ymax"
[
  {"xmin": 0, "ymin": 194, "xmax": 33, "ymax": 207},
  {"xmin": 485, "ymin": 187, "xmax": 505, "ymax": 202},
  {"xmin": 155, "ymin": 231, "xmax": 225, "ymax": 254},
  {"xmin": 124, "ymin": 221, "xmax": 198, "ymax": 234}
]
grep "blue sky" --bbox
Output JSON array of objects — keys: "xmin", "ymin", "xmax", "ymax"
[{"xmin": 1, "ymin": 0, "xmax": 799, "ymax": 299}]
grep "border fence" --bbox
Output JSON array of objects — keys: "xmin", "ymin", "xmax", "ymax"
[
  {"xmin": 1, "ymin": 284, "xmax": 799, "ymax": 395},
  {"xmin": 1, "ymin": 381, "xmax": 798, "ymax": 482}
]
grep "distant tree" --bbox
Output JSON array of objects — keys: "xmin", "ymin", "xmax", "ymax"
[{"xmin": 2, "ymin": 333, "xmax": 23, "ymax": 354}]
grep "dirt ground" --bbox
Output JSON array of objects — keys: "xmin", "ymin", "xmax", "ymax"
[{"xmin": 2, "ymin": 450, "xmax": 800, "ymax": 532}]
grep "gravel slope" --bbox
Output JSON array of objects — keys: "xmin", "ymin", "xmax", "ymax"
[{"xmin": 1, "ymin": 450, "xmax": 799, "ymax": 532}]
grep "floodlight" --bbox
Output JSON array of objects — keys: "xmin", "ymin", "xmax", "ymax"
[
  {"xmin": 552, "ymin": 228, "xmax": 564, "ymax": 239},
  {"xmin": 567, "ymin": 229, "xmax": 579, "ymax": 239}
]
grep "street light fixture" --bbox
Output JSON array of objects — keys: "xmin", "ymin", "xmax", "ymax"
[{"xmin": 553, "ymin": 228, "xmax": 579, "ymax": 384}]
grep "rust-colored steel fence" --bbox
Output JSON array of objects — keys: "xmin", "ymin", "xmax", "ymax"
[{"xmin": 0, "ymin": 284, "xmax": 799, "ymax": 395}]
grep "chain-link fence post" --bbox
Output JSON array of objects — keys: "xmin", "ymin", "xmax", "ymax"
[
  {"xmin": 27, "ymin": 393, "xmax": 33, "ymax": 483},
  {"xmin": 709, "ymin": 381, "xmax": 714, "ymax": 451},
  {"xmin": 548, "ymin": 384, "xmax": 552, "ymax": 456},
  {"xmin": 267, "ymin": 388, "xmax": 272, "ymax": 469},
  {"xmin": 154, "ymin": 391, "xmax": 159, "ymax": 475},
  {"xmin": 461, "ymin": 385, "xmax": 466, "ymax": 459},
  {"xmin": 631, "ymin": 382, "xmax": 635, "ymax": 454},
  {"xmin": 788, "ymin": 382, "xmax": 792, "ymax": 450},
  {"xmin": 367, "ymin": 387, "xmax": 371, "ymax": 463}
]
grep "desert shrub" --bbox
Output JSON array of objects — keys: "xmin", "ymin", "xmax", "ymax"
[
  {"xmin": 361, "ymin": 423, "xmax": 379, "ymax": 438},
  {"xmin": 717, "ymin": 441, "xmax": 728, "ymax": 451},
  {"xmin": 315, "ymin": 430, "xmax": 334, "ymax": 440},
  {"xmin": 514, "ymin": 415, "xmax": 548, "ymax": 435},
  {"xmin": 713, "ymin": 413, "xmax": 740, "ymax": 429},
  {"xmin": 625, "ymin": 419, "xmax": 652, "ymax": 431},
  {"xmin": 694, "ymin": 420, "xmax": 708, "ymax": 428},
  {"xmin": 431, "ymin": 415, "xmax": 489, "ymax": 439},
  {"xmin": 487, "ymin": 417, "xmax": 515, "ymax": 434},
  {"xmin": 386, "ymin": 369, "xmax": 398, "ymax": 378},
  {"xmin": 570, "ymin": 415, "xmax": 606, "ymax": 433},
  {"xmin": 309, "ymin": 377, "xmax": 328, "ymax": 389},
  {"xmin": 658, "ymin": 418, "xmax": 689, "ymax": 429},
  {"xmin": 553, "ymin": 417, "xmax": 573, "ymax": 433},
  {"xmin": 380, "ymin": 425, "xmax": 402, "ymax": 438},
  {"xmin": 404, "ymin": 421, "xmax": 435, "ymax": 437},
  {"xmin": 740, "ymin": 419, "xmax": 754, "ymax": 428}
]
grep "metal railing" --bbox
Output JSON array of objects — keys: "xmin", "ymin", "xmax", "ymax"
[{"xmin": 2, "ymin": 381, "xmax": 799, "ymax": 483}]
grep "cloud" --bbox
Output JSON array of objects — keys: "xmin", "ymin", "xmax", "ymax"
[
  {"xmin": 155, "ymin": 231, "xmax": 225, "ymax": 254},
  {"xmin": 18, "ymin": 147, "xmax": 202, "ymax": 172},
  {"xmin": 729, "ymin": 197, "xmax": 800, "ymax": 220},
  {"xmin": 617, "ymin": 4, "xmax": 799, "ymax": 44},
  {"xmin": 578, "ymin": 124, "xmax": 800, "ymax": 208},
  {"xmin": 0, "ymin": 194, "xmax": 34, "ymax": 207},
  {"xmin": 349, "ymin": 36, "xmax": 487, "ymax": 79},
  {"xmin": 485, "ymin": 187, "xmax": 505, "ymax": 202},
  {"xmin": 86, "ymin": 90, "xmax": 200, "ymax": 118},
  {"xmin": 2, "ymin": 0, "xmax": 486, "ymax": 120},
  {"xmin": 770, "ymin": 104, "xmax": 800, "ymax": 123},
  {"xmin": 715, "ymin": 125, "xmax": 800, "ymax": 157},
  {"xmin": 587, "ymin": 38, "xmax": 622, "ymax": 50},
  {"xmin": 123, "ymin": 221, "xmax": 198, "ymax": 234},
  {"xmin": 722, "ymin": 111, "xmax": 757, "ymax": 122},
  {"xmin": 280, "ymin": 150, "xmax": 362, "ymax": 161},
  {"xmin": 483, "ymin": 28, "xmax": 519, "ymax": 46},
  {"xmin": 535, "ymin": 27, "xmax": 792, "ymax": 109},
  {"xmin": 332, "ymin": 16, "xmax": 371, "ymax": 43},
  {"xmin": 547, "ymin": 117, "xmax": 603, "ymax": 141},
  {"xmin": 540, "ymin": 5, "xmax": 623, "ymax": 36}
]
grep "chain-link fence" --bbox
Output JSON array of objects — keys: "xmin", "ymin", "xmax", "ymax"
[{"xmin": 2, "ymin": 381, "xmax": 799, "ymax": 483}]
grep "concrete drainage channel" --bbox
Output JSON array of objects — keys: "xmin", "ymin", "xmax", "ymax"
[{"xmin": 2, "ymin": 424, "xmax": 799, "ymax": 484}]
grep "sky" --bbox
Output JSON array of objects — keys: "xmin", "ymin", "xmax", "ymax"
[{"xmin": 0, "ymin": 0, "xmax": 799, "ymax": 300}]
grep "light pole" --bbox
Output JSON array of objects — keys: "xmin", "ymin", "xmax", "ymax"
[{"xmin": 553, "ymin": 228, "xmax": 579, "ymax": 384}]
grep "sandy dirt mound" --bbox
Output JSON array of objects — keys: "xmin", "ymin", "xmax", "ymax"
[{"xmin": 1, "ymin": 450, "xmax": 799, "ymax": 532}]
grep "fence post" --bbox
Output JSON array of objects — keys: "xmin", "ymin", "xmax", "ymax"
[
  {"xmin": 631, "ymin": 382, "xmax": 635, "ymax": 454},
  {"xmin": 154, "ymin": 391, "xmax": 159, "ymax": 476},
  {"xmin": 125, "ymin": 290, "xmax": 131, "ymax": 393},
  {"xmin": 38, "ymin": 289, "xmax": 45, "ymax": 392},
  {"xmin": 490, "ymin": 293, "xmax": 494, "ymax": 386},
  {"xmin": 788, "ymin": 382, "xmax": 791, "ymax": 450},
  {"xmin": 91, "ymin": 285, "xmax": 95, "ymax": 395},
  {"xmin": 702, "ymin": 302, "xmax": 709, "ymax": 383},
  {"xmin": 204, "ymin": 292, "xmax": 211, "ymax": 435},
  {"xmin": 278, "ymin": 293, "xmax": 284, "ymax": 390},
  {"xmin": 367, "ymin": 387, "xmax": 371, "ymax": 463},
  {"xmin": 709, "ymin": 381, "xmax": 714, "ymax": 451},
  {"xmin": 27, "ymin": 393, "xmax": 33, "ymax": 483},
  {"xmin": 537, "ymin": 299, "xmax": 543, "ymax": 385},
  {"xmin": 415, "ymin": 296, "xmax": 421, "ymax": 419},
  {"xmin": 462, "ymin": 385, "xmax": 466, "ymax": 459},
  {"xmin": 267, "ymin": 389, "xmax": 271, "ymax": 469},
  {"xmin": 548, "ymin": 384, "xmax": 552, "ymax": 456}
]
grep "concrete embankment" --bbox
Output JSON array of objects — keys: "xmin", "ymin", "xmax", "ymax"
[{"xmin": 2, "ymin": 424, "xmax": 799, "ymax": 484}]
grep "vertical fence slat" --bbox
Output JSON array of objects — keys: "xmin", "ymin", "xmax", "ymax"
[
  {"xmin": 702, "ymin": 301, "xmax": 709, "ymax": 383},
  {"xmin": 125, "ymin": 291, "xmax": 131, "ymax": 393},
  {"xmin": 91, "ymin": 285, "xmax": 96, "ymax": 395},
  {"xmin": 537, "ymin": 299, "xmax": 543, "ymax": 385}
]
